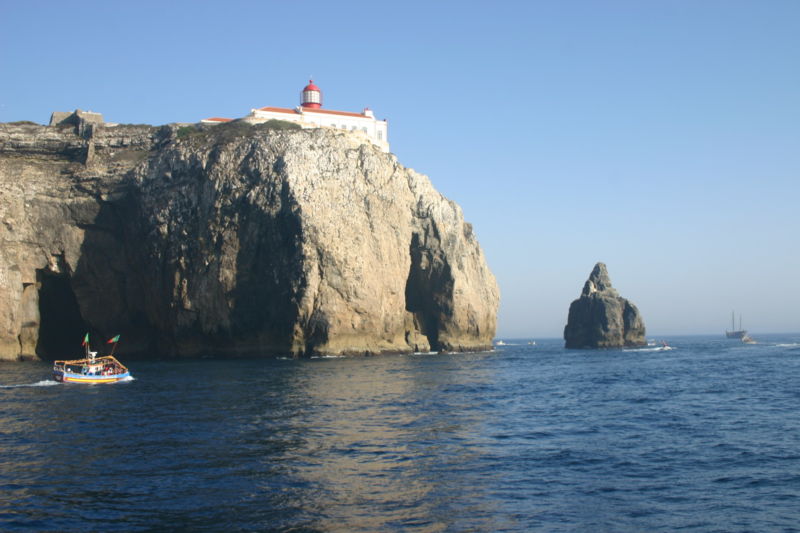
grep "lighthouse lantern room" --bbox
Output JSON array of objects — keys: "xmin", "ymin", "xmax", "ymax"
[{"xmin": 301, "ymin": 80, "xmax": 322, "ymax": 109}]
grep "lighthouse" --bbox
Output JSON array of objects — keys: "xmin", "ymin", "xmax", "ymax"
[
  {"xmin": 300, "ymin": 80, "xmax": 322, "ymax": 109},
  {"xmin": 204, "ymin": 80, "xmax": 390, "ymax": 152}
]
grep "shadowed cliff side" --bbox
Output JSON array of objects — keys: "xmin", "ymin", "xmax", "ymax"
[{"xmin": 0, "ymin": 120, "xmax": 498, "ymax": 359}]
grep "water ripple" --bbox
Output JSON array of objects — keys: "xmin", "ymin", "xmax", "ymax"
[{"xmin": 1, "ymin": 336, "xmax": 799, "ymax": 531}]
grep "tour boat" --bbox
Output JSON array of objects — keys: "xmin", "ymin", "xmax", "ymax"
[
  {"xmin": 53, "ymin": 354, "xmax": 130, "ymax": 384},
  {"xmin": 52, "ymin": 334, "xmax": 131, "ymax": 384}
]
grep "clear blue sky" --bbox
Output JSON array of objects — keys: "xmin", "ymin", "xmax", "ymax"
[{"xmin": 2, "ymin": 1, "xmax": 798, "ymax": 337}]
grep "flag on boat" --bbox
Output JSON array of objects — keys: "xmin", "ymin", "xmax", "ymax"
[
  {"xmin": 82, "ymin": 333, "xmax": 89, "ymax": 346},
  {"xmin": 107, "ymin": 335, "xmax": 121, "ymax": 344}
]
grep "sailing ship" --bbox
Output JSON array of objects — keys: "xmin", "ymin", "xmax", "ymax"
[
  {"xmin": 725, "ymin": 312, "xmax": 747, "ymax": 339},
  {"xmin": 52, "ymin": 334, "xmax": 131, "ymax": 384}
]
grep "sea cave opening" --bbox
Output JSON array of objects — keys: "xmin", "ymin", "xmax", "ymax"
[
  {"xmin": 404, "ymin": 234, "xmax": 441, "ymax": 352},
  {"xmin": 35, "ymin": 270, "xmax": 87, "ymax": 361}
]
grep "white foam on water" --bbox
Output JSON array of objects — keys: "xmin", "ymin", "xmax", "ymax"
[
  {"xmin": 0, "ymin": 379, "xmax": 60, "ymax": 389},
  {"xmin": 624, "ymin": 346, "xmax": 675, "ymax": 353},
  {"xmin": 776, "ymin": 343, "xmax": 800, "ymax": 348}
]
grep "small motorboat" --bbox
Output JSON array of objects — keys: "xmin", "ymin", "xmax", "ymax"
[{"xmin": 53, "ymin": 334, "xmax": 131, "ymax": 384}]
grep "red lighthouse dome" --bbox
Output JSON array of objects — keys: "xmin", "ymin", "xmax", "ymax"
[{"xmin": 300, "ymin": 80, "xmax": 322, "ymax": 109}]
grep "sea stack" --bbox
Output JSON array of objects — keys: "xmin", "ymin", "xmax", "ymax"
[{"xmin": 563, "ymin": 262, "xmax": 646, "ymax": 349}]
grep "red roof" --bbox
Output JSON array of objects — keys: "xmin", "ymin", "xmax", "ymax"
[
  {"xmin": 203, "ymin": 117, "xmax": 233, "ymax": 122},
  {"xmin": 257, "ymin": 107, "xmax": 297, "ymax": 114},
  {"xmin": 256, "ymin": 106, "xmax": 369, "ymax": 119},
  {"xmin": 301, "ymin": 108, "xmax": 367, "ymax": 119},
  {"xmin": 303, "ymin": 79, "xmax": 321, "ymax": 92}
]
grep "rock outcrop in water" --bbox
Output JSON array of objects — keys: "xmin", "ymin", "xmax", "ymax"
[
  {"xmin": 0, "ymin": 119, "xmax": 499, "ymax": 360},
  {"xmin": 563, "ymin": 262, "xmax": 645, "ymax": 349}
]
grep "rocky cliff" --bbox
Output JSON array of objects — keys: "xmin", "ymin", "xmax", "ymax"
[
  {"xmin": 563, "ymin": 262, "xmax": 645, "ymax": 349},
  {"xmin": 0, "ymin": 120, "xmax": 498, "ymax": 360}
]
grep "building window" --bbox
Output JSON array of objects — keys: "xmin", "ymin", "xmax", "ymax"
[
  {"xmin": 362, "ymin": 127, "xmax": 367, "ymax": 133},
  {"xmin": 377, "ymin": 131, "xmax": 383, "ymax": 140}
]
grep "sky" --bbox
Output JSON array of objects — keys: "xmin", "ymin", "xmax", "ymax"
[{"xmin": 2, "ymin": 1, "xmax": 798, "ymax": 338}]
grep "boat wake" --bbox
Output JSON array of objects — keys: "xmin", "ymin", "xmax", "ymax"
[
  {"xmin": 624, "ymin": 346, "xmax": 674, "ymax": 353},
  {"xmin": 0, "ymin": 379, "xmax": 60, "ymax": 389}
]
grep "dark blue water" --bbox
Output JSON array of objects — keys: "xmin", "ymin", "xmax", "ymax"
[{"xmin": 2, "ymin": 335, "xmax": 800, "ymax": 532}]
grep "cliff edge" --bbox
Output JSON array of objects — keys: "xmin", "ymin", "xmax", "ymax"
[
  {"xmin": 563, "ymin": 262, "xmax": 645, "ymax": 349},
  {"xmin": 0, "ymin": 120, "xmax": 498, "ymax": 359}
]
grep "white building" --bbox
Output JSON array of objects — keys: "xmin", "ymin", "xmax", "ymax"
[{"xmin": 202, "ymin": 80, "xmax": 389, "ymax": 152}]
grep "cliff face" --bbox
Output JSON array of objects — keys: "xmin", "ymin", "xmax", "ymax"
[
  {"xmin": 563, "ymin": 262, "xmax": 646, "ymax": 349},
  {"xmin": 0, "ymin": 121, "xmax": 498, "ymax": 360}
]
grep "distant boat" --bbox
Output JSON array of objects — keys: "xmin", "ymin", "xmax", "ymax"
[
  {"xmin": 741, "ymin": 335, "xmax": 756, "ymax": 344},
  {"xmin": 725, "ymin": 312, "xmax": 747, "ymax": 339},
  {"xmin": 496, "ymin": 340, "xmax": 507, "ymax": 346}
]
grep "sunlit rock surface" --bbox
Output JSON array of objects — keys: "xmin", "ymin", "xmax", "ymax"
[{"xmin": 0, "ymin": 120, "xmax": 498, "ymax": 360}]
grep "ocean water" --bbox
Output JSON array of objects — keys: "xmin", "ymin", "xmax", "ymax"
[{"xmin": 1, "ymin": 335, "xmax": 800, "ymax": 532}]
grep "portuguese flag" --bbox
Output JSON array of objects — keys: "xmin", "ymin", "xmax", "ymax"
[
  {"xmin": 107, "ymin": 335, "xmax": 121, "ymax": 344},
  {"xmin": 81, "ymin": 333, "xmax": 89, "ymax": 346}
]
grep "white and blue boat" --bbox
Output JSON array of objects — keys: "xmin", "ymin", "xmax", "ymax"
[{"xmin": 52, "ymin": 334, "xmax": 131, "ymax": 384}]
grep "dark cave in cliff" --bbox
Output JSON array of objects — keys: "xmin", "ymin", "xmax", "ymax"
[
  {"xmin": 404, "ymin": 234, "xmax": 442, "ymax": 352},
  {"xmin": 35, "ymin": 271, "xmax": 87, "ymax": 361}
]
